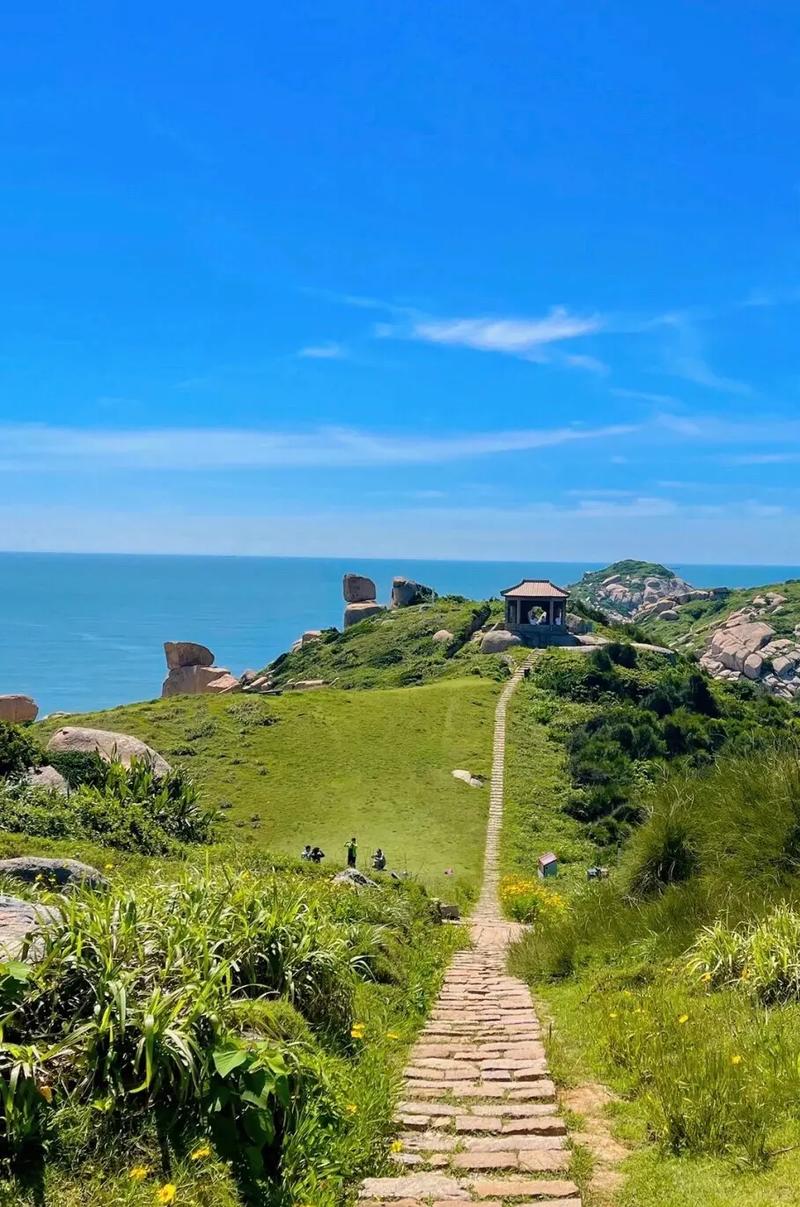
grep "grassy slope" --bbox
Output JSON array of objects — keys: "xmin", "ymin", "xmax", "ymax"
[
  {"xmin": 639, "ymin": 578, "xmax": 800, "ymax": 652},
  {"xmin": 502, "ymin": 674, "xmax": 800, "ymax": 1207},
  {"xmin": 38, "ymin": 679, "xmax": 499, "ymax": 893},
  {"xmin": 266, "ymin": 596, "xmax": 506, "ymax": 689}
]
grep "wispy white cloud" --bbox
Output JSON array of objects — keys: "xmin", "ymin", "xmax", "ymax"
[
  {"xmin": 297, "ymin": 341, "xmax": 347, "ymax": 360},
  {"xmin": 0, "ymin": 421, "xmax": 638, "ymax": 472},
  {"xmin": 563, "ymin": 353, "xmax": 609, "ymax": 375},
  {"xmin": 611, "ymin": 387, "xmax": 682, "ymax": 406},
  {"xmin": 402, "ymin": 306, "xmax": 603, "ymax": 361},
  {"xmin": 662, "ymin": 318, "xmax": 751, "ymax": 395},
  {"xmin": 726, "ymin": 452, "xmax": 800, "ymax": 465}
]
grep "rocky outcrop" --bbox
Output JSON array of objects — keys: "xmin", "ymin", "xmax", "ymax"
[
  {"xmin": 161, "ymin": 641, "xmax": 241, "ymax": 698},
  {"xmin": 0, "ymin": 695, "xmax": 38, "ymax": 723},
  {"xmin": 699, "ymin": 597, "xmax": 800, "ymax": 699},
  {"xmin": 162, "ymin": 666, "xmax": 240, "ymax": 696},
  {"xmin": 571, "ymin": 561, "xmax": 726, "ymax": 622},
  {"xmin": 391, "ymin": 577, "xmax": 436, "ymax": 608},
  {"xmin": 47, "ymin": 727, "xmax": 171, "ymax": 775},
  {"xmin": 0, "ymin": 856, "xmax": 106, "ymax": 889},
  {"xmin": 164, "ymin": 641, "xmax": 214, "ymax": 669},
  {"xmin": 344, "ymin": 601, "xmax": 385, "ymax": 628},
  {"xmin": 480, "ymin": 629, "xmax": 522, "ymax": 654},
  {"xmin": 343, "ymin": 573, "xmax": 377, "ymax": 604},
  {"xmin": 432, "ymin": 629, "xmax": 453, "ymax": 643}
]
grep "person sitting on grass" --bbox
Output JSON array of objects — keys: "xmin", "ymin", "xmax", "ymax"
[
  {"xmin": 300, "ymin": 844, "xmax": 312, "ymax": 861},
  {"xmin": 310, "ymin": 846, "xmax": 325, "ymax": 863},
  {"xmin": 372, "ymin": 848, "xmax": 387, "ymax": 871},
  {"xmin": 345, "ymin": 837, "xmax": 358, "ymax": 868}
]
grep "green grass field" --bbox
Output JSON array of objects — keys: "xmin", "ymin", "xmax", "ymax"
[{"xmin": 37, "ymin": 678, "xmax": 498, "ymax": 894}]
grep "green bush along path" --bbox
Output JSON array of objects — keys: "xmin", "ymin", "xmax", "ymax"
[{"xmin": 38, "ymin": 678, "xmax": 497, "ymax": 891}]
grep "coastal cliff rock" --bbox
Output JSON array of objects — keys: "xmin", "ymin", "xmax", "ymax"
[
  {"xmin": 47, "ymin": 726, "xmax": 171, "ymax": 776},
  {"xmin": 0, "ymin": 695, "xmax": 38, "ymax": 723},
  {"xmin": 162, "ymin": 665, "xmax": 241, "ymax": 696},
  {"xmin": 391, "ymin": 577, "xmax": 436, "ymax": 608},
  {"xmin": 343, "ymin": 573, "xmax": 377, "ymax": 604},
  {"xmin": 161, "ymin": 640, "xmax": 241, "ymax": 697},
  {"xmin": 570, "ymin": 560, "xmax": 717, "ymax": 622},
  {"xmin": 164, "ymin": 641, "xmax": 214, "ymax": 669},
  {"xmin": 344, "ymin": 601, "xmax": 385, "ymax": 628}
]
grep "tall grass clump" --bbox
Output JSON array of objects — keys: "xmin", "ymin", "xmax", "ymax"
[{"xmin": 0, "ymin": 866, "xmax": 459, "ymax": 1204}]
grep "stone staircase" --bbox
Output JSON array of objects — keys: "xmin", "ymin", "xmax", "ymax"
[{"xmin": 358, "ymin": 659, "xmax": 581, "ymax": 1206}]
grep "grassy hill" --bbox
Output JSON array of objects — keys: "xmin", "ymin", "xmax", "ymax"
[
  {"xmin": 265, "ymin": 596, "xmax": 507, "ymax": 689},
  {"xmin": 37, "ymin": 678, "xmax": 498, "ymax": 892}
]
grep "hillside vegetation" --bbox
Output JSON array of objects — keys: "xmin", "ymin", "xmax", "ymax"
[
  {"xmin": 502, "ymin": 632, "xmax": 800, "ymax": 1205},
  {"xmin": 266, "ymin": 596, "xmax": 506, "ymax": 689},
  {"xmin": 37, "ymin": 679, "xmax": 498, "ymax": 891},
  {"xmin": 639, "ymin": 577, "xmax": 800, "ymax": 652}
]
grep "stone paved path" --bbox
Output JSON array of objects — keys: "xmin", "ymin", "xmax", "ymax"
[{"xmin": 358, "ymin": 660, "xmax": 582, "ymax": 1206}]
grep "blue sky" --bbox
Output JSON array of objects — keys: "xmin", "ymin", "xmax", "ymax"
[{"xmin": 3, "ymin": 1, "xmax": 800, "ymax": 562}]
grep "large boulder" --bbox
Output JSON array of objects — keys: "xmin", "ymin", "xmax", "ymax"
[
  {"xmin": 0, "ymin": 856, "xmax": 107, "ymax": 890},
  {"xmin": 47, "ymin": 727, "xmax": 171, "ymax": 776},
  {"xmin": 162, "ymin": 666, "xmax": 241, "ymax": 697},
  {"xmin": 391, "ymin": 577, "xmax": 436, "ymax": 608},
  {"xmin": 0, "ymin": 895, "xmax": 58, "ymax": 957},
  {"xmin": 332, "ymin": 868, "xmax": 378, "ymax": 888},
  {"xmin": 0, "ymin": 695, "xmax": 38, "ymax": 724},
  {"xmin": 343, "ymin": 573, "xmax": 377, "ymax": 604},
  {"xmin": 343, "ymin": 601, "xmax": 385, "ymax": 629},
  {"xmin": 164, "ymin": 641, "xmax": 214, "ymax": 669},
  {"xmin": 480, "ymin": 630, "xmax": 522, "ymax": 654}
]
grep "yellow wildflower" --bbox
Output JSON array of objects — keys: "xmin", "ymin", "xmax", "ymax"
[
  {"xmin": 390, "ymin": 1140, "xmax": 403, "ymax": 1153},
  {"xmin": 351, "ymin": 1023, "xmax": 365, "ymax": 1039},
  {"xmin": 678, "ymin": 1014, "xmax": 689, "ymax": 1024},
  {"xmin": 731, "ymin": 1053, "xmax": 743, "ymax": 1066},
  {"xmin": 701, "ymin": 972, "xmax": 712, "ymax": 983},
  {"xmin": 386, "ymin": 1030, "xmax": 401, "ymax": 1040},
  {"xmin": 129, "ymin": 1166, "xmax": 151, "ymax": 1182},
  {"xmin": 190, "ymin": 1144, "xmax": 211, "ymax": 1161},
  {"xmin": 157, "ymin": 1186, "xmax": 177, "ymax": 1205},
  {"xmin": 609, "ymin": 1011, "xmax": 618, "ymax": 1019},
  {"xmin": 38, "ymin": 1085, "xmax": 53, "ymax": 1104},
  {"xmin": 104, "ymin": 863, "xmax": 114, "ymax": 870},
  {"xmin": 345, "ymin": 1103, "xmax": 358, "ymax": 1116}
]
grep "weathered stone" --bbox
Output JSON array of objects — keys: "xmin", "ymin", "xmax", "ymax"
[
  {"xmin": 0, "ymin": 856, "xmax": 107, "ymax": 890},
  {"xmin": 343, "ymin": 573, "xmax": 377, "ymax": 604},
  {"xmin": 0, "ymin": 694, "xmax": 38, "ymax": 724},
  {"xmin": 743, "ymin": 652, "xmax": 764, "ymax": 680},
  {"xmin": 47, "ymin": 726, "xmax": 171, "ymax": 775},
  {"xmin": 162, "ymin": 666, "xmax": 240, "ymax": 697},
  {"xmin": 451, "ymin": 770, "xmax": 485, "ymax": 789},
  {"xmin": 480, "ymin": 630, "xmax": 522, "ymax": 654},
  {"xmin": 24, "ymin": 765, "xmax": 68, "ymax": 794},
  {"xmin": 0, "ymin": 894, "xmax": 58, "ymax": 956},
  {"xmin": 163, "ymin": 641, "xmax": 214, "ymax": 669},
  {"xmin": 344, "ymin": 601, "xmax": 385, "ymax": 628},
  {"xmin": 359, "ymin": 1175, "xmax": 468, "ymax": 1200},
  {"xmin": 391, "ymin": 578, "xmax": 436, "ymax": 608},
  {"xmin": 432, "ymin": 629, "xmax": 453, "ymax": 643},
  {"xmin": 332, "ymin": 868, "xmax": 378, "ymax": 888},
  {"xmin": 470, "ymin": 1180, "xmax": 579, "ymax": 1199}
]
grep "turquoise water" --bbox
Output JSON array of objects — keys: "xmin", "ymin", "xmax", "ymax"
[{"xmin": 1, "ymin": 553, "xmax": 799, "ymax": 716}]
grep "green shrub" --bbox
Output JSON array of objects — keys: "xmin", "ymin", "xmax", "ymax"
[
  {"xmin": 0, "ymin": 722, "xmax": 40, "ymax": 780},
  {"xmin": 46, "ymin": 750, "xmax": 108, "ymax": 789}
]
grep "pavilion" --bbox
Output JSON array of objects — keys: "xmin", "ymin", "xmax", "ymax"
[{"xmin": 501, "ymin": 578, "xmax": 571, "ymax": 637}]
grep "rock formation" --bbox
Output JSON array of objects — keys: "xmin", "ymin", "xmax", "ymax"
[
  {"xmin": 161, "ymin": 641, "xmax": 241, "ymax": 697},
  {"xmin": 699, "ymin": 594, "xmax": 800, "ymax": 699},
  {"xmin": 342, "ymin": 572, "xmax": 386, "ymax": 628},
  {"xmin": 343, "ymin": 573, "xmax": 377, "ymax": 603},
  {"xmin": 0, "ymin": 894, "xmax": 58, "ymax": 957},
  {"xmin": 391, "ymin": 577, "xmax": 436, "ymax": 608},
  {"xmin": 25, "ymin": 765, "xmax": 68, "ymax": 793},
  {"xmin": 0, "ymin": 694, "xmax": 38, "ymax": 723},
  {"xmin": 47, "ymin": 726, "xmax": 171, "ymax": 776},
  {"xmin": 344, "ymin": 601, "xmax": 385, "ymax": 628},
  {"xmin": 164, "ymin": 641, "xmax": 214, "ymax": 669},
  {"xmin": 571, "ymin": 561, "xmax": 725, "ymax": 622}
]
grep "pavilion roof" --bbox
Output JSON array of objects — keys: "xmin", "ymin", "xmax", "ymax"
[{"xmin": 501, "ymin": 579, "xmax": 569, "ymax": 599}]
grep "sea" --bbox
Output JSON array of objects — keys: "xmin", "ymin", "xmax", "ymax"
[{"xmin": 2, "ymin": 553, "xmax": 800, "ymax": 716}]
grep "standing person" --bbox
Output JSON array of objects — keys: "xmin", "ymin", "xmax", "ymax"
[{"xmin": 345, "ymin": 837, "xmax": 358, "ymax": 868}]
